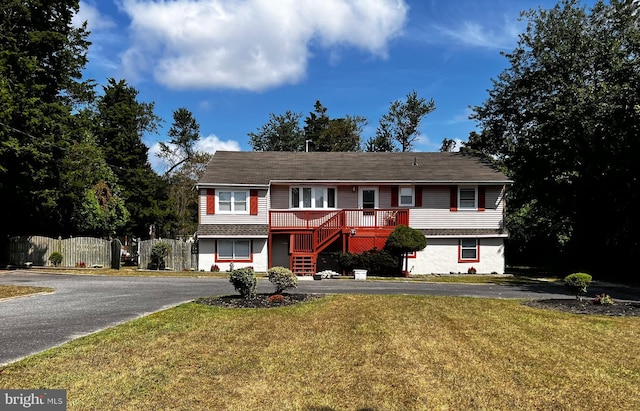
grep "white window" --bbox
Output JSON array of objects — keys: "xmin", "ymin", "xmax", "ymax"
[
  {"xmin": 399, "ymin": 186, "xmax": 414, "ymax": 206},
  {"xmin": 290, "ymin": 187, "xmax": 336, "ymax": 209},
  {"xmin": 459, "ymin": 239, "xmax": 479, "ymax": 261},
  {"xmin": 217, "ymin": 240, "xmax": 251, "ymax": 260},
  {"xmin": 218, "ymin": 191, "xmax": 248, "ymax": 213},
  {"xmin": 458, "ymin": 187, "xmax": 477, "ymax": 210}
]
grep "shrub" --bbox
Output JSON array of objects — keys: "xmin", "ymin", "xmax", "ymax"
[
  {"xmin": 333, "ymin": 249, "xmax": 399, "ymax": 276},
  {"xmin": 229, "ymin": 267, "xmax": 257, "ymax": 299},
  {"xmin": 149, "ymin": 241, "xmax": 171, "ymax": 270},
  {"xmin": 467, "ymin": 266, "xmax": 477, "ymax": 274},
  {"xmin": 210, "ymin": 264, "xmax": 220, "ymax": 272},
  {"xmin": 49, "ymin": 252, "xmax": 63, "ymax": 267},
  {"xmin": 564, "ymin": 272, "xmax": 592, "ymax": 296},
  {"xmin": 268, "ymin": 266, "xmax": 298, "ymax": 294}
]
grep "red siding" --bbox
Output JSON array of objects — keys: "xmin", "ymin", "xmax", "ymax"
[
  {"xmin": 478, "ymin": 186, "xmax": 486, "ymax": 211},
  {"xmin": 250, "ymin": 190, "xmax": 258, "ymax": 215},
  {"xmin": 206, "ymin": 189, "xmax": 215, "ymax": 214},
  {"xmin": 449, "ymin": 186, "xmax": 458, "ymax": 211}
]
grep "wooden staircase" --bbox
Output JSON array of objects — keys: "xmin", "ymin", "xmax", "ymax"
[
  {"xmin": 290, "ymin": 211, "xmax": 345, "ymax": 275},
  {"xmin": 291, "ymin": 254, "xmax": 317, "ymax": 276}
]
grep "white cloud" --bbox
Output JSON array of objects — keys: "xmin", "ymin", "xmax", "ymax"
[
  {"xmin": 119, "ymin": 0, "xmax": 408, "ymax": 91},
  {"xmin": 74, "ymin": 1, "xmax": 120, "ymax": 72},
  {"xmin": 148, "ymin": 134, "xmax": 241, "ymax": 174},
  {"xmin": 196, "ymin": 134, "xmax": 242, "ymax": 153},
  {"xmin": 73, "ymin": 1, "xmax": 116, "ymax": 31},
  {"xmin": 434, "ymin": 16, "xmax": 521, "ymax": 50}
]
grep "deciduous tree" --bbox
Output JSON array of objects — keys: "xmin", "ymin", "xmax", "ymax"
[
  {"xmin": 248, "ymin": 111, "xmax": 305, "ymax": 151},
  {"xmin": 467, "ymin": 0, "xmax": 640, "ymax": 278},
  {"xmin": 369, "ymin": 90, "xmax": 435, "ymax": 152}
]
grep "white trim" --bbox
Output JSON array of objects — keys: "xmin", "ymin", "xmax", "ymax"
[
  {"xmin": 198, "ymin": 183, "xmax": 269, "ymax": 188},
  {"xmin": 424, "ymin": 234, "xmax": 508, "ymax": 239},
  {"xmin": 216, "ymin": 190, "xmax": 250, "ymax": 214},
  {"xmin": 399, "ymin": 186, "xmax": 414, "ymax": 207},
  {"xmin": 270, "ymin": 180, "xmax": 512, "ymax": 184},
  {"xmin": 458, "ymin": 186, "xmax": 478, "ymax": 210},
  {"xmin": 198, "ymin": 235, "xmax": 268, "ymax": 239},
  {"xmin": 358, "ymin": 186, "xmax": 379, "ymax": 209},
  {"xmin": 289, "ymin": 186, "xmax": 338, "ymax": 209}
]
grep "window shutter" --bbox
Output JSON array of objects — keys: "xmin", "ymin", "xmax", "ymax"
[
  {"xmin": 449, "ymin": 186, "xmax": 458, "ymax": 211},
  {"xmin": 250, "ymin": 190, "xmax": 258, "ymax": 215},
  {"xmin": 391, "ymin": 186, "xmax": 398, "ymax": 207},
  {"xmin": 478, "ymin": 186, "xmax": 486, "ymax": 211},
  {"xmin": 206, "ymin": 189, "xmax": 215, "ymax": 214},
  {"xmin": 415, "ymin": 185, "xmax": 423, "ymax": 207}
]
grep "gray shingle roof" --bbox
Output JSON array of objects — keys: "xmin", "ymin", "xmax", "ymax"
[
  {"xmin": 197, "ymin": 224, "xmax": 268, "ymax": 237},
  {"xmin": 198, "ymin": 151, "xmax": 511, "ymax": 186}
]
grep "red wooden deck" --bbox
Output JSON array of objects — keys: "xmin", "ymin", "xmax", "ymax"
[{"xmin": 269, "ymin": 209, "xmax": 408, "ymax": 275}]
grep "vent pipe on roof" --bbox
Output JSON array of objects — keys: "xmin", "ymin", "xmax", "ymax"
[{"xmin": 413, "ymin": 157, "xmax": 418, "ymax": 166}]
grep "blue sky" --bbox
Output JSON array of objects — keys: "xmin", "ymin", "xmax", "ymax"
[{"xmin": 74, "ymin": 0, "xmax": 572, "ymax": 172}]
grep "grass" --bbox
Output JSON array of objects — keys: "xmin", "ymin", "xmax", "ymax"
[
  {"xmin": 28, "ymin": 266, "xmax": 230, "ymax": 278},
  {"xmin": 29, "ymin": 267, "xmax": 553, "ymax": 285},
  {"xmin": 1, "ymin": 295, "xmax": 639, "ymax": 410},
  {"xmin": 403, "ymin": 274, "xmax": 554, "ymax": 284},
  {"xmin": 0, "ymin": 285, "xmax": 54, "ymax": 299}
]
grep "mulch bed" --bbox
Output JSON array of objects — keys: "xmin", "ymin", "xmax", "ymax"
[
  {"xmin": 195, "ymin": 293, "xmax": 325, "ymax": 309},
  {"xmin": 195, "ymin": 293, "xmax": 640, "ymax": 316},
  {"xmin": 523, "ymin": 298, "xmax": 640, "ymax": 317}
]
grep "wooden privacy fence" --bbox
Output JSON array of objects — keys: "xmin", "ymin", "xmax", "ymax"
[
  {"xmin": 8, "ymin": 236, "xmax": 198, "ymax": 271},
  {"xmin": 9, "ymin": 236, "xmax": 112, "ymax": 268},
  {"xmin": 138, "ymin": 239, "xmax": 197, "ymax": 271}
]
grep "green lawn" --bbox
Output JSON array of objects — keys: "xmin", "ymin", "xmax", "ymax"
[{"xmin": 1, "ymin": 295, "xmax": 638, "ymax": 410}]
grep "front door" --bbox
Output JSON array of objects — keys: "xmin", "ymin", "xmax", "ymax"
[{"xmin": 359, "ymin": 187, "xmax": 378, "ymax": 226}]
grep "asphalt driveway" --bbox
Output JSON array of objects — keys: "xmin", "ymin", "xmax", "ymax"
[{"xmin": 1, "ymin": 271, "xmax": 638, "ymax": 366}]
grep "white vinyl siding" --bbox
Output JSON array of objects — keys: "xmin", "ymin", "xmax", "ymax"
[
  {"xmin": 409, "ymin": 186, "xmax": 505, "ymax": 230},
  {"xmin": 199, "ymin": 188, "xmax": 268, "ymax": 225}
]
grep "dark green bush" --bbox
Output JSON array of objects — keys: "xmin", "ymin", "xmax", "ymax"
[
  {"xmin": 229, "ymin": 267, "xmax": 257, "ymax": 299},
  {"xmin": 149, "ymin": 241, "xmax": 170, "ymax": 270},
  {"xmin": 564, "ymin": 272, "xmax": 592, "ymax": 295},
  {"xmin": 268, "ymin": 266, "xmax": 298, "ymax": 294},
  {"xmin": 333, "ymin": 249, "xmax": 399, "ymax": 277},
  {"xmin": 49, "ymin": 252, "xmax": 63, "ymax": 267}
]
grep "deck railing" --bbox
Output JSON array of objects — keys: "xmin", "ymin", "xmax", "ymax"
[{"xmin": 269, "ymin": 209, "xmax": 408, "ymax": 230}]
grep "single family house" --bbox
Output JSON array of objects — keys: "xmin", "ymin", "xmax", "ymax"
[{"xmin": 196, "ymin": 151, "xmax": 511, "ymax": 275}]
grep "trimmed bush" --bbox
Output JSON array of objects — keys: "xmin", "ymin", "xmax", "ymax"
[
  {"xmin": 49, "ymin": 252, "xmax": 63, "ymax": 267},
  {"xmin": 564, "ymin": 272, "xmax": 592, "ymax": 296},
  {"xmin": 229, "ymin": 267, "xmax": 257, "ymax": 299},
  {"xmin": 149, "ymin": 241, "xmax": 171, "ymax": 270},
  {"xmin": 333, "ymin": 249, "xmax": 399, "ymax": 277},
  {"xmin": 268, "ymin": 266, "xmax": 298, "ymax": 294}
]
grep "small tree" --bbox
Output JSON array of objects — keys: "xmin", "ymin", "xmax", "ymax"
[
  {"xmin": 149, "ymin": 241, "xmax": 170, "ymax": 270},
  {"xmin": 384, "ymin": 225, "xmax": 427, "ymax": 275},
  {"xmin": 564, "ymin": 272, "xmax": 592, "ymax": 300},
  {"xmin": 268, "ymin": 266, "xmax": 298, "ymax": 294},
  {"xmin": 49, "ymin": 252, "xmax": 63, "ymax": 267},
  {"xmin": 229, "ymin": 267, "xmax": 257, "ymax": 299}
]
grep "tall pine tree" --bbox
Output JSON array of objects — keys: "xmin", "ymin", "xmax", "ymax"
[{"xmin": 0, "ymin": 0, "xmax": 93, "ymax": 238}]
